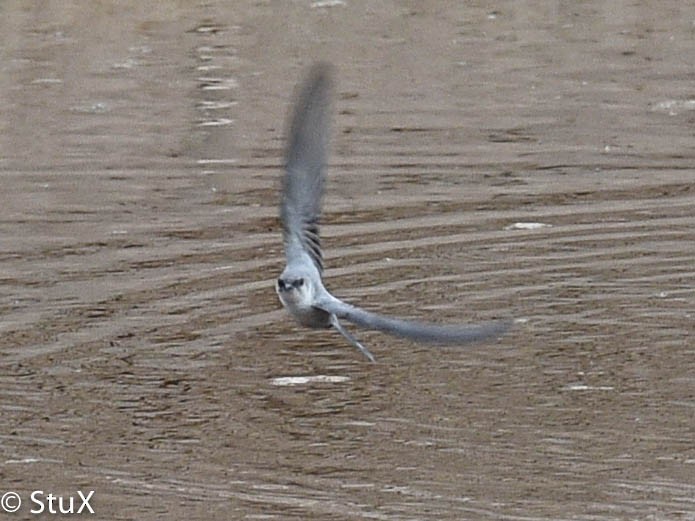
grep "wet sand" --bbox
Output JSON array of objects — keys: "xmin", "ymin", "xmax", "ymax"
[{"xmin": 1, "ymin": 1, "xmax": 693, "ymax": 519}]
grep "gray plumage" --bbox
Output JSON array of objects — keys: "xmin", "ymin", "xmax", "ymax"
[
  {"xmin": 276, "ymin": 63, "xmax": 511, "ymax": 362},
  {"xmin": 280, "ymin": 63, "xmax": 332, "ymax": 274}
]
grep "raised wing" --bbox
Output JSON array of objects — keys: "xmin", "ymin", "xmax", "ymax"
[
  {"xmin": 281, "ymin": 63, "xmax": 334, "ymax": 273},
  {"xmin": 316, "ymin": 293, "xmax": 511, "ymax": 345}
]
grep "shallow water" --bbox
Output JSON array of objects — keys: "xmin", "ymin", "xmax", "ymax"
[{"xmin": 1, "ymin": 1, "xmax": 693, "ymax": 519}]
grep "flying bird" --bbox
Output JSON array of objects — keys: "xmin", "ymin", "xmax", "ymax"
[{"xmin": 276, "ymin": 63, "xmax": 511, "ymax": 362}]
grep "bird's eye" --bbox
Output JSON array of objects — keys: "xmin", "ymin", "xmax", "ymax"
[
  {"xmin": 296, "ymin": 278, "xmax": 304, "ymax": 287},
  {"xmin": 277, "ymin": 278, "xmax": 286, "ymax": 290}
]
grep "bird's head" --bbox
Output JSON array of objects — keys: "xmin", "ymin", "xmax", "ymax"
[{"xmin": 276, "ymin": 273, "xmax": 314, "ymax": 308}]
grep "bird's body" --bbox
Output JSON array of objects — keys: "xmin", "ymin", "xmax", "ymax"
[
  {"xmin": 276, "ymin": 273, "xmax": 331, "ymax": 329},
  {"xmin": 276, "ymin": 63, "xmax": 510, "ymax": 362}
]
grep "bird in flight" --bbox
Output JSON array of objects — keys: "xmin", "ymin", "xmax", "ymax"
[{"xmin": 276, "ymin": 63, "xmax": 511, "ymax": 362}]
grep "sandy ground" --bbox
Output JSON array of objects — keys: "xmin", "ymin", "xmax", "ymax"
[{"xmin": 1, "ymin": 1, "xmax": 693, "ymax": 519}]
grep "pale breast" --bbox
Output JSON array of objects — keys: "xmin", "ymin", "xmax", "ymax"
[{"xmin": 292, "ymin": 305, "xmax": 332, "ymax": 329}]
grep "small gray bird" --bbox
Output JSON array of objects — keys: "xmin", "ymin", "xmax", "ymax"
[{"xmin": 276, "ymin": 63, "xmax": 511, "ymax": 362}]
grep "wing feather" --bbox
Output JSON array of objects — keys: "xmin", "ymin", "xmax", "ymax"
[
  {"xmin": 281, "ymin": 63, "xmax": 334, "ymax": 273},
  {"xmin": 316, "ymin": 293, "xmax": 511, "ymax": 344}
]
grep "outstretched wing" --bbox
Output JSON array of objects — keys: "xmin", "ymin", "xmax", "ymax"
[
  {"xmin": 316, "ymin": 293, "xmax": 511, "ymax": 345},
  {"xmin": 281, "ymin": 63, "xmax": 334, "ymax": 273}
]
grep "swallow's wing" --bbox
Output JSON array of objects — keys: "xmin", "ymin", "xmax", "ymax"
[
  {"xmin": 316, "ymin": 293, "xmax": 511, "ymax": 345},
  {"xmin": 281, "ymin": 63, "xmax": 333, "ymax": 274}
]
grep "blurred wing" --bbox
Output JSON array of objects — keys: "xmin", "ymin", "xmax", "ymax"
[
  {"xmin": 316, "ymin": 294, "xmax": 511, "ymax": 345},
  {"xmin": 281, "ymin": 63, "xmax": 334, "ymax": 273}
]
